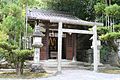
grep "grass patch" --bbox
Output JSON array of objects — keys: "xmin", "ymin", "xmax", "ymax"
[
  {"xmin": 100, "ymin": 68, "xmax": 120, "ymax": 74},
  {"xmin": 0, "ymin": 71, "xmax": 49, "ymax": 79}
]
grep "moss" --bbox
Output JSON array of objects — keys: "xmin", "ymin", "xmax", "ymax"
[
  {"xmin": 100, "ymin": 68, "xmax": 120, "ymax": 74},
  {"xmin": 0, "ymin": 71, "xmax": 48, "ymax": 79}
]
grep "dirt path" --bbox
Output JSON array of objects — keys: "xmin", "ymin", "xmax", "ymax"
[{"xmin": 0, "ymin": 70, "xmax": 120, "ymax": 80}]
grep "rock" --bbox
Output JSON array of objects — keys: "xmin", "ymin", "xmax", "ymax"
[
  {"xmin": 0, "ymin": 60, "xmax": 8, "ymax": 68},
  {"xmin": 30, "ymin": 64, "xmax": 46, "ymax": 73}
]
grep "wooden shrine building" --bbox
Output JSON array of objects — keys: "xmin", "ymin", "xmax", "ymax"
[{"xmin": 27, "ymin": 9, "xmax": 103, "ymax": 72}]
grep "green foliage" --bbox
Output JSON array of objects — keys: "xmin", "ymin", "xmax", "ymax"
[
  {"xmin": 0, "ymin": 29, "xmax": 9, "ymax": 60},
  {"xmin": 27, "ymin": 25, "xmax": 33, "ymax": 35},
  {"xmin": 97, "ymin": 22, "xmax": 120, "ymax": 41},
  {"xmin": 0, "ymin": 42, "xmax": 13, "ymax": 51},
  {"xmin": 0, "ymin": 48, "xmax": 6, "ymax": 60},
  {"xmin": 45, "ymin": 0, "xmax": 97, "ymax": 20},
  {"xmin": 0, "ymin": 41, "xmax": 33, "ymax": 74},
  {"xmin": 1, "ymin": 15, "xmax": 25, "ymax": 46},
  {"xmin": 100, "ymin": 32, "xmax": 120, "ymax": 40},
  {"xmin": 105, "ymin": 4, "xmax": 120, "ymax": 18},
  {"xmin": 94, "ymin": 3, "xmax": 106, "ymax": 15},
  {"xmin": 97, "ymin": 27, "xmax": 109, "ymax": 35},
  {"xmin": 98, "ymin": 24, "xmax": 120, "ymax": 41},
  {"xmin": 18, "ymin": 0, "xmax": 37, "ymax": 7},
  {"xmin": 100, "ymin": 45, "xmax": 111, "ymax": 63},
  {"xmin": 112, "ymin": 0, "xmax": 120, "ymax": 5},
  {"xmin": 0, "ymin": 31, "xmax": 8, "ymax": 42},
  {"xmin": 0, "ymin": 42, "xmax": 17, "ymax": 63},
  {"xmin": 12, "ymin": 50, "xmax": 33, "ymax": 62},
  {"xmin": 35, "ymin": 0, "xmax": 48, "ymax": 9},
  {"xmin": 2, "ymin": 3, "xmax": 21, "ymax": 17},
  {"xmin": 2, "ymin": 16, "xmax": 15, "ymax": 31},
  {"xmin": 0, "ymin": 42, "xmax": 33, "ymax": 62},
  {"xmin": 0, "ymin": 0, "xmax": 34, "ymax": 49},
  {"xmin": 114, "ymin": 24, "xmax": 120, "ymax": 32}
]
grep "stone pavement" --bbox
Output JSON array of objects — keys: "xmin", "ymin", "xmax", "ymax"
[{"xmin": 0, "ymin": 70, "xmax": 120, "ymax": 80}]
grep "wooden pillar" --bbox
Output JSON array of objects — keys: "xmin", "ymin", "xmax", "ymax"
[
  {"xmin": 40, "ymin": 46, "xmax": 46, "ymax": 60},
  {"xmin": 66, "ymin": 34, "xmax": 73, "ymax": 60},
  {"xmin": 45, "ymin": 23, "xmax": 49, "ymax": 60},
  {"xmin": 72, "ymin": 34, "xmax": 77, "ymax": 62},
  {"xmin": 57, "ymin": 22, "xmax": 63, "ymax": 73},
  {"xmin": 40, "ymin": 23, "xmax": 49, "ymax": 60},
  {"xmin": 93, "ymin": 25, "xmax": 98, "ymax": 72}
]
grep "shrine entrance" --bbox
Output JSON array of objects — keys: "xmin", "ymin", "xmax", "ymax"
[{"xmin": 49, "ymin": 34, "xmax": 66, "ymax": 59}]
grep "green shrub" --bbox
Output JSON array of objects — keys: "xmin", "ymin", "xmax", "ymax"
[{"xmin": 0, "ymin": 42, "xmax": 33, "ymax": 75}]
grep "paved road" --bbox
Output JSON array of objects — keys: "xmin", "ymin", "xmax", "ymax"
[{"xmin": 0, "ymin": 70, "xmax": 120, "ymax": 80}]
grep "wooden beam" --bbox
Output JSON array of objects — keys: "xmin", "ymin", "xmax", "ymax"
[
  {"xmin": 62, "ymin": 28, "xmax": 93, "ymax": 34},
  {"xmin": 50, "ymin": 19, "xmax": 103, "ymax": 27},
  {"xmin": 57, "ymin": 22, "xmax": 63, "ymax": 73}
]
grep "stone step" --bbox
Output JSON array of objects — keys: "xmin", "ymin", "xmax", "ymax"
[
  {"xmin": 41, "ymin": 62, "xmax": 91, "ymax": 67},
  {"xmin": 26, "ymin": 60, "xmax": 105, "ymax": 71}
]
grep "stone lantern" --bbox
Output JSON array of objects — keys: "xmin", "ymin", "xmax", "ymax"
[
  {"xmin": 32, "ymin": 24, "xmax": 44, "ymax": 63},
  {"xmin": 31, "ymin": 23, "xmax": 45, "ymax": 73}
]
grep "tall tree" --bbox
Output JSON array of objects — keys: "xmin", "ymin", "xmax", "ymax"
[
  {"xmin": 0, "ymin": 0, "xmax": 35, "ymax": 75},
  {"xmin": 0, "ymin": 0, "xmax": 34, "ymax": 49},
  {"xmin": 43, "ymin": 0, "xmax": 97, "ymax": 21}
]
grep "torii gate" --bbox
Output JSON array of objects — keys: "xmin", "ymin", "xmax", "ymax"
[{"xmin": 57, "ymin": 22, "xmax": 99, "ymax": 74}]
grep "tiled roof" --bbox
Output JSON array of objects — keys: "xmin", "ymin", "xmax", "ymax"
[
  {"xmin": 27, "ymin": 9, "xmax": 103, "ymax": 26},
  {"xmin": 27, "ymin": 9, "xmax": 79, "ymax": 20}
]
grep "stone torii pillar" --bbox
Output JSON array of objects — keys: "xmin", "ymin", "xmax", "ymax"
[
  {"xmin": 93, "ymin": 24, "xmax": 98, "ymax": 72},
  {"xmin": 91, "ymin": 32, "xmax": 102, "ymax": 71},
  {"xmin": 57, "ymin": 22, "xmax": 63, "ymax": 74}
]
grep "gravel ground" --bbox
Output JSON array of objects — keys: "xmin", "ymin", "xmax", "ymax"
[{"xmin": 0, "ymin": 70, "xmax": 120, "ymax": 80}]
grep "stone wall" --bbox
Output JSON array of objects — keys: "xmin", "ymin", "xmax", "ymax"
[{"xmin": 76, "ymin": 34, "xmax": 92, "ymax": 62}]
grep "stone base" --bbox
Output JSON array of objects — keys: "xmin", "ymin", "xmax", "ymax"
[
  {"xmin": 30, "ymin": 64, "xmax": 46, "ymax": 73},
  {"xmin": 54, "ymin": 71, "xmax": 62, "ymax": 75},
  {"xmin": 91, "ymin": 63, "xmax": 104, "ymax": 67},
  {"xmin": 72, "ymin": 57, "xmax": 76, "ymax": 62},
  {"xmin": 98, "ymin": 63, "xmax": 103, "ymax": 66}
]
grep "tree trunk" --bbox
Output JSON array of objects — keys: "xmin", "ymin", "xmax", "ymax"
[
  {"xmin": 107, "ymin": 40, "xmax": 120, "ymax": 67},
  {"xmin": 102, "ymin": 14, "xmax": 104, "ymax": 24},
  {"xmin": 16, "ymin": 62, "xmax": 24, "ymax": 76},
  {"xmin": 20, "ymin": 62, "xmax": 24, "ymax": 74},
  {"xmin": 19, "ymin": 32, "xmax": 21, "ymax": 49},
  {"xmin": 112, "ymin": 18, "xmax": 115, "ymax": 32},
  {"xmin": 16, "ymin": 63, "xmax": 20, "ymax": 76},
  {"xmin": 105, "ymin": 0, "xmax": 108, "ymax": 5},
  {"xmin": 106, "ymin": 16, "xmax": 107, "ymax": 26},
  {"xmin": 108, "ymin": 16, "xmax": 110, "ymax": 28},
  {"xmin": 109, "ymin": 0, "xmax": 111, "ymax": 5}
]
